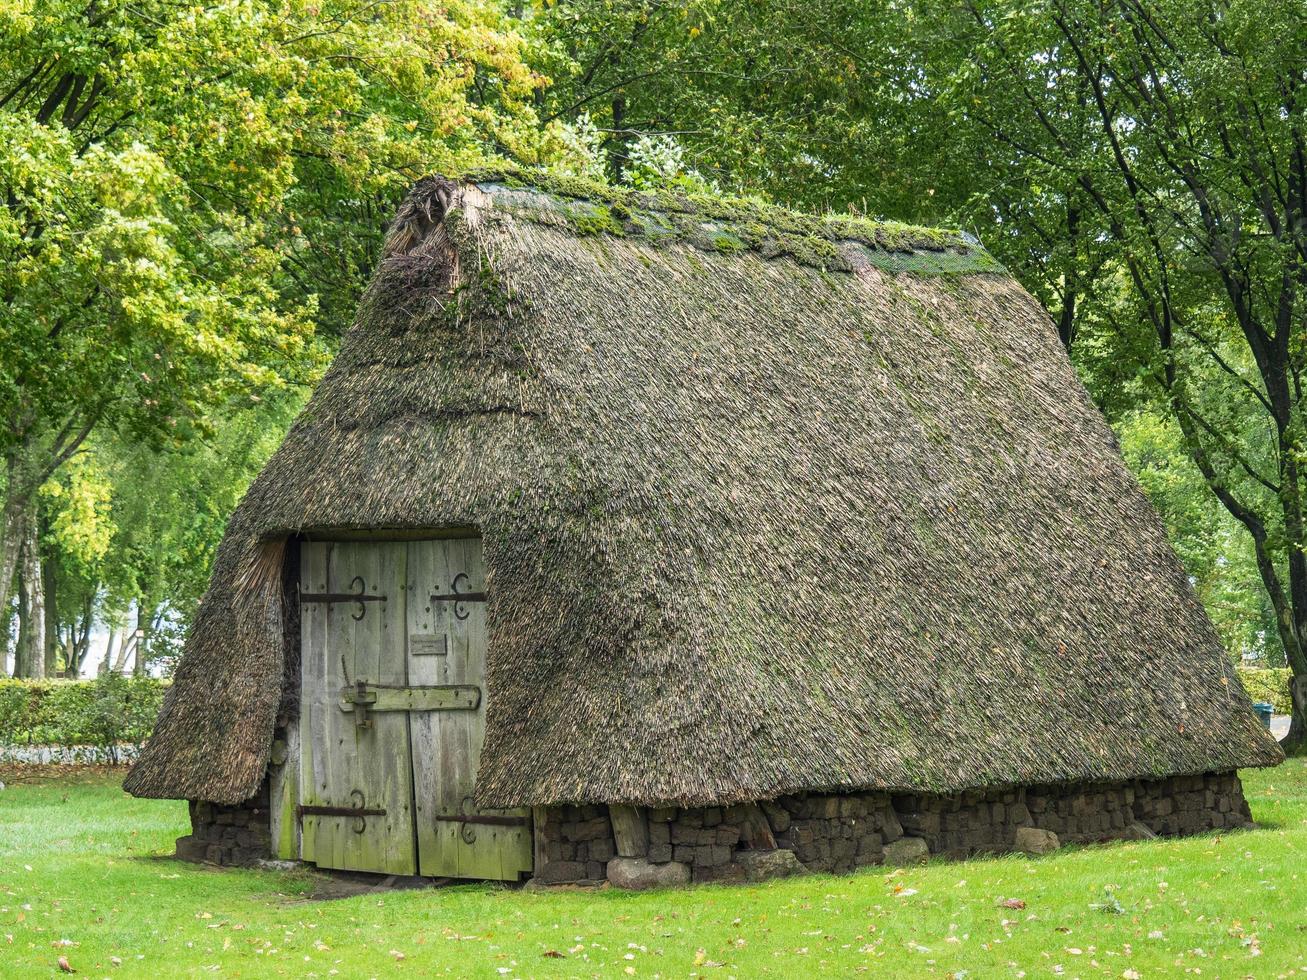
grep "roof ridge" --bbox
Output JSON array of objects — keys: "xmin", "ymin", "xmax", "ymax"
[{"xmin": 455, "ymin": 167, "xmax": 1004, "ymax": 276}]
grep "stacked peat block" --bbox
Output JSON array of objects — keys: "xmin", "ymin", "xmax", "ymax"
[
  {"xmin": 1028, "ymin": 772, "xmax": 1250, "ymax": 842},
  {"xmin": 175, "ymin": 781, "xmax": 272, "ymax": 867},
  {"xmin": 534, "ymin": 804, "xmax": 615, "ymax": 883},
  {"xmin": 1026, "ymin": 782, "xmax": 1135, "ymax": 842},
  {"xmin": 533, "ymin": 770, "xmax": 1253, "ymax": 887},
  {"xmin": 892, "ymin": 787, "xmax": 1032, "ymax": 858},
  {"xmin": 665, "ymin": 806, "xmax": 743, "ymax": 883},
  {"xmin": 1130, "ymin": 772, "xmax": 1252, "ymax": 836},
  {"xmin": 769, "ymin": 793, "xmax": 902, "ymax": 874}
]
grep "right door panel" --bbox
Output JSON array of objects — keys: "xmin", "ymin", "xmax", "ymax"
[{"xmin": 407, "ymin": 538, "xmax": 533, "ymax": 879}]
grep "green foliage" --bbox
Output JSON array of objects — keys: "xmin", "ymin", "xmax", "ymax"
[
  {"xmin": 1, "ymin": 0, "xmax": 561, "ymax": 659},
  {"xmin": 0, "ymin": 676, "xmax": 165, "ymax": 748},
  {"xmin": 1237, "ymin": 668, "xmax": 1293, "ymax": 715}
]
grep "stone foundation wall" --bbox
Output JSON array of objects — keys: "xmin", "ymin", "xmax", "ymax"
[
  {"xmin": 174, "ymin": 781, "xmax": 272, "ymax": 867},
  {"xmin": 534, "ymin": 771, "xmax": 1251, "ymax": 887},
  {"xmin": 166, "ymin": 770, "xmax": 1252, "ymax": 882}
]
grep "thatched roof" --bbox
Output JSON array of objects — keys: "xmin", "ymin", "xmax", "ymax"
[{"xmin": 125, "ymin": 172, "xmax": 1282, "ymax": 807}]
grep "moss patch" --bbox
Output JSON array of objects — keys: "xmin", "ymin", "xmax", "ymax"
[{"xmin": 464, "ymin": 165, "xmax": 1005, "ymax": 277}]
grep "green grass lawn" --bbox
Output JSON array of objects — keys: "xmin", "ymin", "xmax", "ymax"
[{"xmin": 2, "ymin": 763, "xmax": 1306, "ymax": 978}]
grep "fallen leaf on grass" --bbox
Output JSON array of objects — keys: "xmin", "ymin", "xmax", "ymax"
[
  {"xmin": 999, "ymin": 899, "xmax": 1026, "ymax": 910},
  {"xmin": 542, "ymin": 949, "xmax": 565, "ymax": 958}
]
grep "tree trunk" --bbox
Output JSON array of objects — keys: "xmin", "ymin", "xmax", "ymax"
[
  {"xmin": 13, "ymin": 519, "xmax": 45, "ymax": 678},
  {"xmin": 132, "ymin": 597, "xmax": 151, "ymax": 677},
  {"xmin": 0, "ymin": 491, "xmax": 29, "ymax": 630},
  {"xmin": 42, "ymin": 533, "xmax": 59, "ymax": 676},
  {"xmin": 102, "ymin": 626, "xmax": 119, "ymax": 677},
  {"xmin": 72, "ymin": 594, "xmax": 93, "ymax": 677},
  {"xmin": 1288, "ymin": 675, "xmax": 1307, "ymax": 752},
  {"xmin": 111, "ymin": 622, "xmax": 132, "ymax": 674}
]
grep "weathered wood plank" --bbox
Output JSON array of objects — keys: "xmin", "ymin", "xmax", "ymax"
[
  {"xmin": 409, "ymin": 537, "xmax": 532, "ymax": 880},
  {"xmin": 339, "ymin": 684, "xmax": 480, "ymax": 713},
  {"xmin": 299, "ymin": 541, "xmax": 416, "ymax": 874},
  {"xmin": 269, "ymin": 718, "xmax": 301, "ymax": 861},
  {"xmin": 297, "ymin": 542, "xmax": 329, "ymax": 865},
  {"xmin": 737, "ymin": 803, "xmax": 777, "ymax": 850},
  {"xmin": 609, "ymin": 805, "xmax": 649, "ymax": 858}
]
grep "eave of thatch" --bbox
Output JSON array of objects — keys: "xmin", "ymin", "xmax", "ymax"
[{"xmin": 124, "ymin": 174, "xmax": 1282, "ymax": 808}]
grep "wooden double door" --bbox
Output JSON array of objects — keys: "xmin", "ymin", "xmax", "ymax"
[{"xmin": 297, "ymin": 537, "xmax": 531, "ymax": 879}]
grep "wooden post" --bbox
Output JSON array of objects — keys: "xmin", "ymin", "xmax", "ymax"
[
  {"xmin": 608, "ymin": 804, "xmax": 649, "ymax": 858},
  {"xmin": 738, "ymin": 803, "xmax": 777, "ymax": 850},
  {"xmin": 268, "ymin": 718, "xmax": 301, "ymax": 861},
  {"xmin": 532, "ymin": 806, "xmax": 549, "ymax": 874}
]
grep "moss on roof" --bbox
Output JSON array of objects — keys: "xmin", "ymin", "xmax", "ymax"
[{"xmin": 468, "ymin": 166, "xmax": 1004, "ymax": 276}]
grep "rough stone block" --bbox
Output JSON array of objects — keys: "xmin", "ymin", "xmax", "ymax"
[
  {"xmin": 811, "ymin": 797, "xmax": 840, "ymax": 819},
  {"xmin": 648, "ymin": 843, "xmax": 672, "ymax": 863},
  {"xmin": 649, "ymin": 807, "xmax": 677, "ymax": 823},
  {"xmin": 883, "ymin": 836, "xmax": 929, "ymax": 866},
  {"xmin": 536, "ymin": 861, "xmax": 586, "ymax": 883},
  {"xmin": 1014, "ymin": 827, "xmax": 1060, "ymax": 855},
  {"xmin": 693, "ymin": 862, "xmax": 746, "ymax": 885},
  {"xmin": 607, "ymin": 858, "xmax": 690, "ymax": 890},
  {"xmin": 671, "ymin": 822, "xmax": 699, "ymax": 845},
  {"xmin": 575, "ymin": 817, "xmax": 611, "ymax": 841},
  {"xmin": 830, "ymin": 838, "xmax": 855, "ymax": 863},
  {"xmin": 174, "ymin": 835, "xmax": 207, "ymax": 863},
  {"xmin": 736, "ymin": 848, "xmax": 804, "ymax": 881}
]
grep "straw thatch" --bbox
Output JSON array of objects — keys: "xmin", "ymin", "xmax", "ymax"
[{"xmin": 125, "ymin": 172, "xmax": 1282, "ymax": 807}]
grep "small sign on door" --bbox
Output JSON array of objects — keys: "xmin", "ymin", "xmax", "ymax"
[{"xmin": 410, "ymin": 635, "xmax": 448, "ymax": 656}]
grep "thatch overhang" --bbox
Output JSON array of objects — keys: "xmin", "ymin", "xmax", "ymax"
[{"xmin": 125, "ymin": 172, "xmax": 1283, "ymax": 807}]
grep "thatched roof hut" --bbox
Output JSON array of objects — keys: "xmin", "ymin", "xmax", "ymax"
[{"xmin": 126, "ymin": 172, "xmax": 1280, "ymax": 824}]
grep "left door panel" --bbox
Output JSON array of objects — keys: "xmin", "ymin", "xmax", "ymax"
[{"xmin": 298, "ymin": 541, "xmax": 416, "ymax": 874}]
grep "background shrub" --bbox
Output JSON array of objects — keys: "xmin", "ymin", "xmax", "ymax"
[
  {"xmin": 1237, "ymin": 667, "xmax": 1292, "ymax": 714},
  {"xmin": 0, "ymin": 677, "xmax": 166, "ymax": 751}
]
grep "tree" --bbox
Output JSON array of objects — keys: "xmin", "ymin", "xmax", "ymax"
[{"xmin": 1, "ymin": 0, "xmax": 549, "ymax": 624}]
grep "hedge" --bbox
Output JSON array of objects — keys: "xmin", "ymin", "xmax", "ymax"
[
  {"xmin": 0, "ymin": 676, "xmax": 166, "ymax": 750},
  {"xmin": 1236, "ymin": 667, "xmax": 1293, "ymax": 714}
]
